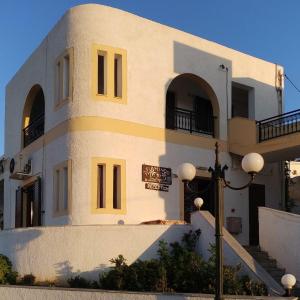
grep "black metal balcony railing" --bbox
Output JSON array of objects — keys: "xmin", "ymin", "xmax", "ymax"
[
  {"xmin": 23, "ymin": 114, "xmax": 45, "ymax": 147},
  {"xmin": 257, "ymin": 109, "xmax": 300, "ymax": 142},
  {"xmin": 167, "ymin": 107, "xmax": 214, "ymax": 136}
]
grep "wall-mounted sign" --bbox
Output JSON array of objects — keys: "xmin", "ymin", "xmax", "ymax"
[
  {"xmin": 145, "ymin": 182, "xmax": 169, "ymax": 192},
  {"xmin": 142, "ymin": 164, "xmax": 172, "ymax": 185}
]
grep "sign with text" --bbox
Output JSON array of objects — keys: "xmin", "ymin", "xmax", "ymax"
[
  {"xmin": 142, "ymin": 165, "xmax": 172, "ymax": 185},
  {"xmin": 145, "ymin": 182, "xmax": 169, "ymax": 192}
]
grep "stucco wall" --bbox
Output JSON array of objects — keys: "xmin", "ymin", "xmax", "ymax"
[
  {"xmin": 0, "ymin": 286, "xmax": 294, "ymax": 300},
  {"xmin": 0, "ymin": 224, "xmax": 191, "ymax": 283},
  {"xmin": 259, "ymin": 207, "xmax": 300, "ymax": 284}
]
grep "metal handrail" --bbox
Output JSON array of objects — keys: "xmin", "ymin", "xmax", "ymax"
[
  {"xmin": 256, "ymin": 108, "xmax": 300, "ymax": 124},
  {"xmin": 167, "ymin": 106, "xmax": 215, "ymax": 136},
  {"xmin": 23, "ymin": 113, "xmax": 45, "ymax": 147},
  {"xmin": 257, "ymin": 109, "xmax": 300, "ymax": 142}
]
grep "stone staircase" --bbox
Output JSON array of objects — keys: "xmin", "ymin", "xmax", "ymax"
[
  {"xmin": 244, "ymin": 246, "xmax": 285, "ymax": 285},
  {"xmin": 244, "ymin": 246, "xmax": 300, "ymax": 297}
]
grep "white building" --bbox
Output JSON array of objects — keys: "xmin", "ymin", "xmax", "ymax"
[{"xmin": 0, "ymin": 4, "xmax": 299, "ymax": 286}]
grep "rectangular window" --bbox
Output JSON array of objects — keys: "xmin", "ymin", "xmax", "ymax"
[
  {"xmin": 97, "ymin": 164, "xmax": 105, "ymax": 208},
  {"xmin": 55, "ymin": 48, "xmax": 73, "ymax": 109},
  {"xmin": 97, "ymin": 52, "xmax": 106, "ymax": 95},
  {"xmin": 113, "ymin": 165, "xmax": 121, "ymax": 209},
  {"xmin": 114, "ymin": 54, "xmax": 122, "ymax": 98},
  {"xmin": 55, "ymin": 169, "xmax": 60, "ymax": 212},
  {"xmin": 56, "ymin": 61, "xmax": 62, "ymax": 103},
  {"xmin": 91, "ymin": 157, "xmax": 126, "ymax": 214},
  {"xmin": 53, "ymin": 160, "xmax": 71, "ymax": 216},
  {"xmin": 63, "ymin": 55, "xmax": 70, "ymax": 99},
  {"xmin": 92, "ymin": 44, "xmax": 127, "ymax": 103},
  {"xmin": 63, "ymin": 166, "xmax": 68, "ymax": 211}
]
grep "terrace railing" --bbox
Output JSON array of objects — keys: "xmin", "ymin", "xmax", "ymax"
[
  {"xmin": 23, "ymin": 114, "xmax": 45, "ymax": 147},
  {"xmin": 167, "ymin": 107, "xmax": 214, "ymax": 136},
  {"xmin": 257, "ymin": 109, "xmax": 300, "ymax": 142}
]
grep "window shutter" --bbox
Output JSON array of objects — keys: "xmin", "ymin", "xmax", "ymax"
[
  {"xmin": 15, "ymin": 187, "xmax": 23, "ymax": 228},
  {"xmin": 32, "ymin": 177, "xmax": 42, "ymax": 226},
  {"xmin": 166, "ymin": 91, "xmax": 176, "ymax": 129}
]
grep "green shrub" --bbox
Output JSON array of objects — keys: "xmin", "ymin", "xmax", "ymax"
[
  {"xmin": 0, "ymin": 254, "xmax": 18, "ymax": 284},
  {"xmin": 67, "ymin": 275, "xmax": 92, "ymax": 288},
  {"xmin": 19, "ymin": 274, "xmax": 36, "ymax": 285},
  {"xmin": 99, "ymin": 230, "xmax": 268, "ymax": 296}
]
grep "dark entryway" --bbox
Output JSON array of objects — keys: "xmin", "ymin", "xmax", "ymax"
[
  {"xmin": 249, "ymin": 183, "xmax": 265, "ymax": 245},
  {"xmin": 184, "ymin": 177, "xmax": 214, "ymax": 223},
  {"xmin": 15, "ymin": 178, "xmax": 42, "ymax": 228}
]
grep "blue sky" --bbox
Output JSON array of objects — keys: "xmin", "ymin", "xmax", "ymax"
[{"xmin": 1, "ymin": 0, "xmax": 300, "ymax": 154}]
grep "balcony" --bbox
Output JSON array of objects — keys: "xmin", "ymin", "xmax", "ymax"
[
  {"xmin": 166, "ymin": 107, "xmax": 214, "ymax": 137},
  {"xmin": 229, "ymin": 109, "xmax": 300, "ymax": 162},
  {"xmin": 257, "ymin": 109, "xmax": 300, "ymax": 142},
  {"xmin": 23, "ymin": 113, "xmax": 45, "ymax": 148}
]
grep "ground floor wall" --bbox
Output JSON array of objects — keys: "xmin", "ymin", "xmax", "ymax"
[
  {"xmin": 2, "ymin": 131, "xmax": 283, "ymax": 245},
  {"xmin": 0, "ymin": 212, "xmax": 284, "ymax": 295},
  {"xmin": 259, "ymin": 207, "xmax": 300, "ymax": 286},
  {"xmin": 0, "ymin": 285, "xmax": 293, "ymax": 300},
  {"xmin": 0, "ymin": 224, "xmax": 191, "ymax": 283}
]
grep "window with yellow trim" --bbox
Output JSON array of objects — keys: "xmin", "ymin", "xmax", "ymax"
[
  {"xmin": 53, "ymin": 160, "xmax": 72, "ymax": 216},
  {"xmin": 92, "ymin": 44, "xmax": 127, "ymax": 103},
  {"xmin": 55, "ymin": 48, "xmax": 74, "ymax": 109},
  {"xmin": 91, "ymin": 157, "xmax": 126, "ymax": 214}
]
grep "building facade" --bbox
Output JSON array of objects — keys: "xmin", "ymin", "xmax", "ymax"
[{"xmin": 0, "ymin": 4, "xmax": 287, "ymax": 246}]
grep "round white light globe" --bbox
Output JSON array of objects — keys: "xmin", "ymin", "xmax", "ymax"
[
  {"xmin": 177, "ymin": 163, "xmax": 196, "ymax": 181},
  {"xmin": 281, "ymin": 274, "xmax": 296, "ymax": 289},
  {"xmin": 194, "ymin": 197, "xmax": 204, "ymax": 210},
  {"xmin": 241, "ymin": 153, "xmax": 264, "ymax": 174}
]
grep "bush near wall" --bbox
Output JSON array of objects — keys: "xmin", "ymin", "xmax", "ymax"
[
  {"xmin": 0, "ymin": 254, "xmax": 18, "ymax": 284},
  {"xmin": 68, "ymin": 230, "xmax": 267, "ymax": 296}
]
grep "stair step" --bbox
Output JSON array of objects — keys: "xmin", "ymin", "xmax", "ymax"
[
  {"xmin": 243, "ymin": 245, "xmax": 287, "ymax": 286},
  {"xmin": 259, "ymin": 261, "xmax": 278, "ymax": 268}
]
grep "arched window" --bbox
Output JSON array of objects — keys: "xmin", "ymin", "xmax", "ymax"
[
  {"xmin": 22, "ymin": 85, "xmax": 45, "ymax": 147},
  {"xmin": 166, "ymin": 74, "xmax": 219, "ymax": 137}
]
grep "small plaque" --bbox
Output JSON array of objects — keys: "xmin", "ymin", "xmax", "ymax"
[
  {"xmin": 142, "ymin": 165, "xmax": 172, "ymax": 185},
  {"xmin": 145, "ymin": 182, "xmax": 169, "ymax": 192}
]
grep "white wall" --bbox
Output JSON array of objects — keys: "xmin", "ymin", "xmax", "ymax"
[
  {"xmin": 0, "ymin": 286, "xmax": 292, "ymax": 300},
  {"xmin": 259, "ymin": 207, "xmax": 300, "ymax": 285},
  {"xmin": 0, "ymin": 224, "xmax": 191, "ymax": 283}
]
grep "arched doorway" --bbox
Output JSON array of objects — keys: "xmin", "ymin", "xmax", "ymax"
[
  {"xmin": 166, "ymin": 73, "xmax": 219, "ymax": 138},
  {"xmin": 22, "ymin": 85, "xmax": 45, "ymax": 147}
]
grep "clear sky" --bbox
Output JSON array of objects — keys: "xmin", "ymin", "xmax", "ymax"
[{"xmin": 1, "ymin": 0, "xmax": 300, "ymax": 154}]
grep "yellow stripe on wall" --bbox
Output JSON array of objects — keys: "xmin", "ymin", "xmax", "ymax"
[{"xmin": 20, "ymin": 116, "xmax": 227, "ymax": 156}]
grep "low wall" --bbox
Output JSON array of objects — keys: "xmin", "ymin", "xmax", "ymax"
[
  {"xmin": 191, "ymin": 211, "xmax": 284, "ymax": 295},
  {"xmin": 0, "ymin": 285, "xmax": 295, "ymax": 300},
  {"xmin": 0, "ymin": 224, "xmax": 191, "ymax": 283},
  {"xmin": 259, "ymin": 207, "xmax": 300, "ymax": 284}
]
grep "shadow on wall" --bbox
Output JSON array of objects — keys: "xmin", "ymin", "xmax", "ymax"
[
  {"xmin": 159, "ymin": 41, "xmax": 283, "ymax": 228},
  {"xmin": 55, "ymin": 260, "xmax": 108, "ymax": 283},
  {"xmin": 0, "ymin": 228, "xmax": 42, "ymax": 271},
  {"xmin": 159, "ymin": 41, "xmax": 232, "ymax": 222},
  {"xmin": 53, "ymin": 224, "xmax": 191, "ymax": 283}
]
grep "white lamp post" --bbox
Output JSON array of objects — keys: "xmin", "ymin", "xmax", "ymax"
[
  {"xmin": 177, "ymin": 142, "xmax": 264, "ymax": 300},
  {"xmin": 281, "ymin": 274, "xmax": 296, "ymax": 296},
  {"xmin": 194, "ymin": 197, "xmax": 204, "ymax": 210}
]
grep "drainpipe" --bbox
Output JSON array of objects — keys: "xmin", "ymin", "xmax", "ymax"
[{"xmin": 276, "ymin": 65, "xmax": 285, "ymax": 210}]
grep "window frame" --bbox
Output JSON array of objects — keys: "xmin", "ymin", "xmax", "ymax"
[
  {"xmin": 91, "ymin": 157, "xmax": 126, "ymax": 214},
  {"xmin": 53, "ymin": 160, "xmax": 72, "ymax": 217},
  {"xmin": 92, "ymin": 44, "xmax": 127, "ymax": 104},
  {"xmin": 54, "ymin": 47, "xmax": 74, "ymax": 110}
]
